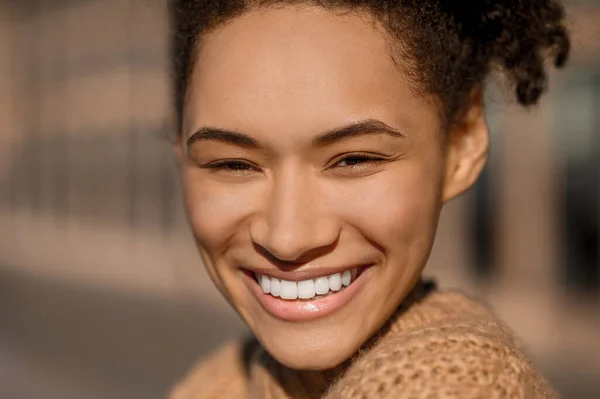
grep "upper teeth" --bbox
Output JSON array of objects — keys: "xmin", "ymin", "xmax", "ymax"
[{"xmin": 257, "ymin": 268, "xmax": 357, "ymax": 300}]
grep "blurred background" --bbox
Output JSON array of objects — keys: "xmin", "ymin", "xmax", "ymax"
[{"xmin": 0, "ymin": 0, "xmax": 599, "ymax": 398}]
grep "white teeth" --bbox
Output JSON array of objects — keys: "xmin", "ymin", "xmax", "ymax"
[
  {"xmin": 341, "ymin": 270, "xmax": 351, "ymax": 287},
  {"xmin": 315, "ymin": 277, "xmax": 329, "ymax": 295},
  {"xmin": 329, "ymin": 273, "xmax": 342, "ymax": 292},
  {"xmin": 280, "ymin": 280, "xmax": 298, "ymax": 300},
  {"xmin": 260, "ymin": 275, "xmax": 271, "ymax": 294},
  {"xmin": 256, "ymin": 267, "xmax": 360, "ymax": 300},
  {"xmin": 297, "ymin": 280, "xmax": 316, "ymax": 299},
  {"xmin": 270, "ymin": 278, "xmax": 281, "ymax": 297}
]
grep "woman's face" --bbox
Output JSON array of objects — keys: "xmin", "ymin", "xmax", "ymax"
[{"xmin": 179, "ymin": 5, "xmax": 467, "ymax": 369}]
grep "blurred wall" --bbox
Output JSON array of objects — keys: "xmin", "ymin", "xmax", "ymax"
[{"xmin": 1, "ymin": 0, "xmax": 599, "ymax": 398}]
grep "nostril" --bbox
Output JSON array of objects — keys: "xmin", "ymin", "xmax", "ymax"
[{"xmin": 253, "ymin": 240, "xmax": 340, "ymax": 267}]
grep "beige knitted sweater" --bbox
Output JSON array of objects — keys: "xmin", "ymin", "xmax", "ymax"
[{"xmin": 169, "ymin": 284, "xmax": 555, "ymax": 398}]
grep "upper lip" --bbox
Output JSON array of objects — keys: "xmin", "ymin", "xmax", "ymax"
[{"xmin": 243, "ymin": 264, "xmax": 368, "ymax": 281}]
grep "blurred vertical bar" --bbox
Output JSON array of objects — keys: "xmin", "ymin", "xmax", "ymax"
[
  {"xmin": 127, "ymin": 0, "xmax": 137, "ymax": 230},
  {"xmin": 0, "ymin": 1, "xmax": 14, "ymax": 209},
  {"xmin": 38, "ymin": 3, "xmax": 51, "ymax": 217},
  {"xmin": 32, "ymin": 2, "xmax": 42, "ymax": 212},
  {"xmin": 127, "ymin": 0, "xmax": 175, "ymax": 234},
  {"xmin": 16, "ymin": 1, "xmax": 41, "ymax": 213},
  {"xmin": 497, "ymin": 102, "xmax": 559, "ymax": 292},
  {"xmin": 555, "ymin": 71, "xmax": 600, "ymax": 294},
  {"xmin": 55, "ymin": 4, "xmax": 69, "ymax": 219},
  {"xmin": 596, "ymin": 77, "xmax": 600, "ymax": 294}
]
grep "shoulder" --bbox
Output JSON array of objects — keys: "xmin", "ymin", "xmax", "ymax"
[
  {"xmin": 331, "ymin": 291, "xmax": 556, "ymax": 398},
  {"xmin": 168, "ymin": 336, "xmax": 259, "ymax": 399}
]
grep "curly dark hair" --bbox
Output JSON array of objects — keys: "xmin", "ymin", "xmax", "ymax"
[{"xmin": 168, "ymin": 0, "xmax": 570, "ymax": 132}]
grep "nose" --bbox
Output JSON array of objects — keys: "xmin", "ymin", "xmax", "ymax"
[{"xmin": 249, "ymin": 168, "xmax": 340, "ymax": 263}]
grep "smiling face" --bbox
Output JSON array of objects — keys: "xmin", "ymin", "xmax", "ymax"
[{"xmin": 178, "ymin": 5, "xmax": 488, "ymax": 370}]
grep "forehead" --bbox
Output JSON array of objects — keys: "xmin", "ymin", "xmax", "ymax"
[{"xmin": 184, "ymin": 5, "xmax": 439, "ymax": 140}]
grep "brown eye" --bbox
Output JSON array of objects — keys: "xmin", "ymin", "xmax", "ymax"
[
  {"xmin": 334, "ymin": 154, "xmax": 384, "ymax": 168},
  {"xmin": 213, "ymin": 161, "xmax": 254, "ymax": 171},
  {"xmin": 201, "ymin": 159, "xmax": 262, "ymax": 175}
]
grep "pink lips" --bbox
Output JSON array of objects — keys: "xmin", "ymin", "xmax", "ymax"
[{"xmin": 242, "ymin": 266, "xmax": 371, "ymax": 322}]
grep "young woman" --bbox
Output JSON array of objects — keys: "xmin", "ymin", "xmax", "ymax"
[{"xmin": 167, "ymin": 0, "xmax": 570, "ymax": 397}]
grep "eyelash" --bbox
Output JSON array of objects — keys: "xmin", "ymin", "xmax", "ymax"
[
  {"xmin": 201, "ymin": 153, "xmax": 388, "ymax": 174},
  {"xmin": 203, "ymin": 159, "xmax": 261, "ymax": 173},
  {"xmin": 330, "ymin": 152, "xmax": 387, "ymax": 168}
]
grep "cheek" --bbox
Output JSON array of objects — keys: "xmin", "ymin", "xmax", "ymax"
[
  {"xmin": 182, "ymin": 176, "xmax": 258, "ymax": 252},
  {"xmin": 333, "ymin": 162, "xmax": 443, "ymax": 253}
]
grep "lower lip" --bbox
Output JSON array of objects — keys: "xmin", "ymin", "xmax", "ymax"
[{"xmin": 242, "ymin": 267, "xmax": 371, "ymax": 322}]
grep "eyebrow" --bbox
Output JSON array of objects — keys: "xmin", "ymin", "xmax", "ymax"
[
  {"xmin": 186, "ymin": 119, "xmax": 405, "ymax": 148},
  {"xmin": 187, "ymin": 127, "xmax": 260, "ymax": 148},
  {"xmin": 312, "ymin": 119, "xmax": 405, "ymax": 146}
]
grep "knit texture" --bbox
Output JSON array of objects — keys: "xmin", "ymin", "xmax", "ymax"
[{"xmin": 169, "ymin": 284, "xmax": 555, "ymax": 398}]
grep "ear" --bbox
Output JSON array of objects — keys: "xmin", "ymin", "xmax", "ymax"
[{"xmin": 442, "ymin": 87, "xmax": 490, "ymax": 203}]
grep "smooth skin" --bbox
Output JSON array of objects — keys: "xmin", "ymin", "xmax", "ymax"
[{"xmin": 176, "ymin": 5, "xmax": 489, "ymax": 370}]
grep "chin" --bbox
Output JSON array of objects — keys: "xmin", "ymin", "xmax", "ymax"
[
  {"xmin": 250, "ymin": 314, "xmax": 370, "ymax": 371},
  {"xmin": 261, "ymin": 334, "xmax": 359, "ymax": 370}
]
